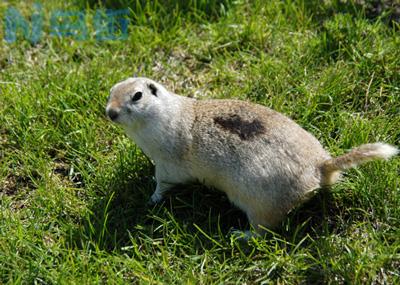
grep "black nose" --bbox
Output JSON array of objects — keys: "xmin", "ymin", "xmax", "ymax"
[{"xmin": 107, "ymin": 108, "xmax": 119, "ymax": 121}]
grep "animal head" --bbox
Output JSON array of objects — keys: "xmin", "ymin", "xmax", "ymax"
[{"xmin": 106, "ymin": 77, "xmax": 169, "ymax": 130}]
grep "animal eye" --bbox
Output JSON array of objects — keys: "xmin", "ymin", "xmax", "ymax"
[{"xmin": 131, "ymin": 91, "xmax": 142, "ymax": 102}]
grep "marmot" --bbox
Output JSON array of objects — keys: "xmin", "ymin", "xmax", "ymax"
[{"xmin": 106, "ymin": 77, "xmax": 398, "ymax": 233}]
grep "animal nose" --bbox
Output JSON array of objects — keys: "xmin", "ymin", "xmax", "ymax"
[{"xmin": 107, "ymin": 108, "xmax": 119, "ymax": 121}]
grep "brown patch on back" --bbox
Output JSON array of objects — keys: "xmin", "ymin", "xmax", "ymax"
[{"xmin": 213, "ymin": 114, "xmax": 266, "ymax": 140}]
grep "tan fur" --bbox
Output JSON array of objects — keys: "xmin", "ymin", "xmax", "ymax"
[
  {"xmin": 106, "ymin": 77, "xmax": 398, "ymax": 234},
  {"xmin": 320, "ymin": 143, "xmax": 399, "ymax": 186}
]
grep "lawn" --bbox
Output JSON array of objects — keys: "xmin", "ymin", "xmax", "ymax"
[{"xmin": 0, "ymin": 0, "xmax": 399, "ymax": 283}]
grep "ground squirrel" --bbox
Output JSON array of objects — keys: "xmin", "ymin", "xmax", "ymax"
[{"xmin": 106, "ymin": 77, "xmax": 398, "ymax": 234}]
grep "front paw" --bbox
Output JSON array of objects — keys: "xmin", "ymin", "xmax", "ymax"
[
  {"xmin": 227, "ymin": 229, "xmax": 258, "ymax": 242},
  {"xmin": 148, "ymin": 192, "xmax": 163, "ymax": 206}
]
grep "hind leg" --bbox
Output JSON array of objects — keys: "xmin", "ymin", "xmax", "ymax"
[
  {"xmin": 228, "ymin": 211, "xmax": 276, "ymax": 241},
  {"xmin": 247, "ymin": 209, "xmax": 284, "ymax": 235}
]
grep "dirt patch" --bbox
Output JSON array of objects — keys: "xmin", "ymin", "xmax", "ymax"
[
  {"xmin": 1, "ymin": 175, "xmax": 19, "ymax": 196},
  {"xmin": 51, "ymin": 160, "xmax": 84, "ymax": 188},
  {"xmin": 0, "ymin": 128, "xmax": 9, "ymax": 160},
  {"xmin": 0, "ymin": 173, "xmax": 38, "ymax": 211},
  {"xmin": 0, "ymin": 172, "xmax": 36, "ymax": 197}
]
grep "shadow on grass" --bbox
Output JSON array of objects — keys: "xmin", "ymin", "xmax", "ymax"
[
  {"xmin": 66, "ymin": 140, "xmax": 350, "ymax": 254},
  {"xmin": 303, "ymin": 0, "xmax": 400, "ymax": 26},
  {"xmin": 281, "ymin": 190, "xmax": 340, "ymax": 238},
  {"xmin": 68, "ymin": 149, "xmax": 249, "ymax": 251},
  {"xmin": 71, "ymin": 157, "xmax": 346, "ymax": 253}
]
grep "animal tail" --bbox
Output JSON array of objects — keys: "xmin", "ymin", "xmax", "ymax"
[{"xmin": 320, "ymin": 143, "xmax": 398, "ymax": 186}]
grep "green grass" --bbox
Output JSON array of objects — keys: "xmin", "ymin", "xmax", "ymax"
[{"xmin": 0, "ymin": 0, "xmax": 399, "ymax": 283}]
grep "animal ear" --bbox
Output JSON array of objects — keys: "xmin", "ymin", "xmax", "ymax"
[{"xmin": 148, "ymin": 83, "xmax": 158, "ymax": 96}]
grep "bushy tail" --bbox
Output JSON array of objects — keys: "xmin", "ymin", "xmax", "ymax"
[{"xmin": 320, "ymin": 143, "xmax": 398, "ymax": 186}]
